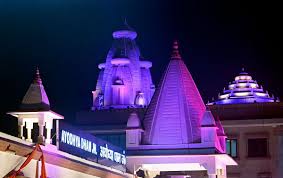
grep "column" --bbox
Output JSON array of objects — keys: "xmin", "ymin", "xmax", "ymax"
[
  {"xmin": 278, "ymin": 134, "xmax": 283, "ymax": 178},
  {"xmin": 26, "ymin": 121, "xmax": 33, "ymax": 142},
  {"xmin": 274, "ymin": 126, "xmax": 283, "ymax": 178},
  {"xmin": 38, "ymin": 119, "xmax": 45, "ymax": 144},
  {"xmin": 208, "ymin": 174, "xmax": 217, "ymax": 178},
  {"xmin": 45, "ymin": 120, "xmax": 53, "ymax": 144},
  {"xmin": 205, "ymin": 161, "xmax": 217, "ymax": 178},
  {"xmin": 217, "ymin": 167, "xmax": 227, "ymax": 178},
  {"xmin": 18, "ymin": 119, "xmax": 25, "ymax": 140}
]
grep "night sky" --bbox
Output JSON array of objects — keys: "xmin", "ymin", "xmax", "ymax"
[{"xmin": 0, "ymin": 0, "xmax": 282, "ymax": 129}]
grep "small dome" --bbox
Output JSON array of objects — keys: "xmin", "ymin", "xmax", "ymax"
[
  {"xmin": 135, "ymin": 92, "xmax": 146, "ymax": 106},
  {"xmin": 127, "ymin": 112, "xmax": 141, "ymax": 128}
]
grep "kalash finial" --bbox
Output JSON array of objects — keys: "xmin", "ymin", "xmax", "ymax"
[
  {"xmin": 124, "ymin": 18, "xmax": 128, "ymax": 26},
  {"xmin": 34, "ymin": 67, "xmax": 42, "ymax": 84},
  {"xmin": 123, "ymin": 17, "xmax": 134, "ymax": 31},
  {"xmin": 240, "ymin": 66, "xmax": 248, "ymax": 75},
  {"xmin": 171, "ymin": 40, "xmax": 181, "ymax": 59}
]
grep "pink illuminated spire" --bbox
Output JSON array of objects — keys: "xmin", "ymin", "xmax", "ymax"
[{"xmin": 171, "ymin": 40, "xmax": 181, "ymax": 59}]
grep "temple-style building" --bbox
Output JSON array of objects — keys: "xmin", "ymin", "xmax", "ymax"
[
  {"xmin": 0, "ymin": 69, "xmax": 131, "ymax": 178},
  {"xmin": 208, "ymin": 69, "xmax": 283, "ymax": 178},
  {"xmin": 2, "ymin": 23, "xmax": 283, "ymax": 178},
  {"xmin": 125, "ymin": 41, "xmax": 236, "ymax": 178},
  {"xmin": 77, "ymin": 24, "xmax": 237, "ymax": 177},
  {"xmin": 92, "ymin": 22, "xmax": 155, "ymax": 110}
]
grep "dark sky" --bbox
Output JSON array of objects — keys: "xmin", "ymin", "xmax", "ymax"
[{"xmin": 0, "ymin": 0, "xmax": 282, "ymax": 125}]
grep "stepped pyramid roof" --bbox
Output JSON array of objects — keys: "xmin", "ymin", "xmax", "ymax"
[{"xmin": 208, "ymin": 68, "xmax": 279, "ymax": 105}]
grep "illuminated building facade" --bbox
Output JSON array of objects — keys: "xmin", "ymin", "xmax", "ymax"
[
  {"xmin": 77, "ymin": 25, "xmax": 237, "ymax": 177},
  {"xmin": 2, "ymin": 23, "xmax": 283, "ymax": 178},
  {"xmin": 125, "ymin": 41, "xmax": 236, "ymax": 178},
  {"xmin": 208, "ymin": 70, "xmax": 283, "ymax": 178},
  {"xmin": 0, "ymin": 69, "xmax": 132, "ymax": 178}
]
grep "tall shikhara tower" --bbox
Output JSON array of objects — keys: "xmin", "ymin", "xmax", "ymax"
[
  {"xmin": 126, "ymin": 41, "xmax": 236, "ymax": 176},
  {"xmin": 92, "ymin": 22, "xmax": 155, "ymax": 110},
  {"xmin": 142, "ymin": 41, "xmax": 206, "ymax": 145}
]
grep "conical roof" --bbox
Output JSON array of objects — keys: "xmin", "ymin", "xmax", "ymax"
[
  {"xmin": 143, "ymin": 41, "xmax": 206, "ymax": 145},
  {"xmin": 20, "ymin": 68, "xmax": 50, "ymax": 111}
]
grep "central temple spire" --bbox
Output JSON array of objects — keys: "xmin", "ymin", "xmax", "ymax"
[{"xmin": 143, "ymin": 40, "xmax": 206, "ymax": 145}]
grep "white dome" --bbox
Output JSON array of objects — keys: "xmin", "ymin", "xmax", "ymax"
[{"xmin": 127, "ymin": 112, "xmax": 141, "ymax": 128}]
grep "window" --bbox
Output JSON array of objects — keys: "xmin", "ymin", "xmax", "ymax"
[
  {"xmin": 226, "ymin": 139, "xmax": 238, "ymax": 158},
  {"xmin": 247, "ymin": 138, "xmax": 268, "ymax": 157}
]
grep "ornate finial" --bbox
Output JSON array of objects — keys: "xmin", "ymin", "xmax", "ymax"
[
  {"xmin": 171, "ymin": 40, "xmax": 181, "ymax": 59},
  {"xmin": 123, "ymin": 17, "xmax": 134, "ymax": 31},
  {"xmin": 34, "ymin": 67, "xmax": 42, "ymax": 84},
  {"xmin": 124, "ymin": 18, "xmax": 128, "ymax": 26}
]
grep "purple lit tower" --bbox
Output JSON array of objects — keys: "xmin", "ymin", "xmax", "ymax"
[
  {"xmin": 208, "ymin": 68, "xmax": 279, "ymax": 105},
  {"xmin": 92, "ymin": 22, "xmax": 155, "ymax": 110}
]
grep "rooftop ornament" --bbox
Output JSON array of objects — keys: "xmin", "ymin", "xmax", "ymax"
[{"xmin": 208, "ymin": 68, "xmax": 279, "ymax": 105}]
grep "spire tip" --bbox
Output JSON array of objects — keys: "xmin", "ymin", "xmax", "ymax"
[
  {"xmin": 171, "ymin": 40, "xmax": 181, "ymax": 59},
  {"xmin": 34, "ymin": 67, "xmax": 42, "ymax": 84}
]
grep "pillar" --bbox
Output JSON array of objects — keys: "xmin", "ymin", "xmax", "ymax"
[
  {"xmin": 274, "ymin": 126, "xmax": 283, "ymax": 178},
  {"xmin": 205, "ymin": 161, "xmax": 217, "ymax": 178},
  {"xmin": 18, "ymin": 119, "xmax": 25, "ymax": 140},
  {"xmin": 38, "ymin": 119, "xmax": 45, "ymax": 144},
  {"xmin": 217, "ymin": 167, "xmax": 227, "ymax": 178},
  {"xmin": 208, "ymin": 174, "xmax": 217, "ymax": 178},
  {"xmin": 45, "ymin": 120, "xmax": 53, "ymax": 144},
  {"xmin": 26, "ymin": 121, "xmax": 33, "ymax": 142}
]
